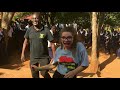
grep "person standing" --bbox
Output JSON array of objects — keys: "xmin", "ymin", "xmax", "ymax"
[
  {"xmin": 48, "ymin": 25, "xmax": 57, "ymax": 62},
  {"xmin": 21, "ymin": 12, "xmax": 55, "ymax": 78},
  {"xmin": 31, "ymin": 27, "xmax": 89, "ymax": 78}
]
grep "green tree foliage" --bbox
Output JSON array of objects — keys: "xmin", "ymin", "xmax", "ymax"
[
  {"xmin": 13, "ymin": 12, "xmax": 33, "ymax": 20},
  {"xmin": 55, "ymin": 12, "xmax": 91, "ymax": 28},
  {"xmin": 104, "ymin": 12, "xmax": 120, "ymax": 27},
  {"xmin": 54, "ymin": 12, "xmax": 120, "ymax": 29},
  {"xmin": 12, "ymin": 12, "xmax": 120, "ymax": 29}
]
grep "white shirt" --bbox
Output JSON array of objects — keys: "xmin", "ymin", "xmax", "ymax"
[
  {"xmin": 48, "ymin": 30, "xmax": 53, "ymax": 47},
  {"xmin": 73, "ymin": 23, "xmax": 77, "ymax": 31}
]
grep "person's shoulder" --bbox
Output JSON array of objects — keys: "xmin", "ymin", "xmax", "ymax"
[
  {"xmin": 29, "ymin": 25, "xmax": 34, "ymax": 29},
  {"xmin": 50, "ymin": 29, "xmax": 52, "ymax": 33},
  {"xmin": 77, "ymin": 42, "xmax": 84, "ymax": 46},
  {"xmin": 43, "ymin": 25, "xmax": 49, "ymax": 31},
  {"xmin": 56, "ymin": 46, "xmax": 62, "ymax": 51},
  {"xmin": 43, "ymin": 26, "xmax": 50, "ymax": 34},
  {"xmin": 76, "ymin": 42, "xmax": 86, "ymax": 51},
  {"xmin": 26, "ymin": 26, "xmax": 34, "ymax": 32}
]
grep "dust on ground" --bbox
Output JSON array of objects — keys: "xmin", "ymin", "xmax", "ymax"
[{"xmin": 0, "ymin": 49, "xmax": 120, "ymax": 78}]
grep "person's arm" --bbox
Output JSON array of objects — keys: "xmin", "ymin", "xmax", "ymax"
[
  {"xmin": 64, "ymin": 65, "xmax": 88, "ymax": 78},
  {"xmin": 64, "ymin": 42, "xmax": 89, "ymax": 78},
  {"xmin": 31, "ymin": 62, "xmax": 58, "ymax": 71},
  {"xmin": 21, "ymin": 38, "xmax": 28, "ymax": 62},
  {"xmin": 21, "ymin": 28, "xmax": 30, "ymax": 62},
  {"xmin": 46, "ymin": 28, "xmax": 56, "ymax": 61},
  {"xmin": 50, "ymin": 42, "xmax": 56, "ymax": 59}
]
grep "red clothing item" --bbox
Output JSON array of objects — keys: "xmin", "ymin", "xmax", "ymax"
[{"xmin": 59, "ymin": 56, "xmax": 74, "ymax": 63}]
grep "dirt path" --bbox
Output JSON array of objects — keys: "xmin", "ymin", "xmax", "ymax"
[{"xmin": 0, "ymin": 51, "xmax": 120, "ymax": 78}]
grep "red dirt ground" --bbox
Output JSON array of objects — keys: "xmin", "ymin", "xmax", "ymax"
[{"xmin": 0, "ymin": 49, "xmax": 120, "ymax": 78}]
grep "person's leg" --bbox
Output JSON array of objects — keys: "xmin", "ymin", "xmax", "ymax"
[
  {"xmin": 48, "ymin": 47, "xmax": 55, "ymax": 73},
  {"xmin": 30, "ymin": 62, "xmax": 39, "ymax": 78},
  {"xmin": 53, "ymin": 70, "xmax": 77, "ymax": 78},
  {"xmin": 39, "ymin": 58, "xmax": 51, "ymax": 78},
  {"xmin": 53, "ymin": 70, "xmax": 64, "ymax": 78}
]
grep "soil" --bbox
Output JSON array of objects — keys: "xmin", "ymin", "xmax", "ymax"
[{"xmin": 0, "ymin": 49, "xmax": 120, "ymax": 78}]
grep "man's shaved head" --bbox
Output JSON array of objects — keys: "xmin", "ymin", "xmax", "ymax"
[
  {"xmin": 32, "ymin": 12, "xmax": 41, "ymax": 26},
  {"xmin": 32, "ymin": 12, "xmax": 41, "ymax": 19}
]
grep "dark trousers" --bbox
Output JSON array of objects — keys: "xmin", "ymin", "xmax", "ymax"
[
  {"xmin": 30, "ymin": 58, "xmax": 51, "ymax": 78},
  {"xmin": 53, "ymin": 70, "xmax": 76, "ymax": 78},
  {"xmin": 53, "ymin": 70, "xmax": 65, "ymax": 78}
]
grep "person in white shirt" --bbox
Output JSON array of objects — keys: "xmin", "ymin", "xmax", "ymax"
[
  {"xmin": 48, "ymin": 25, "xmax": 57, "ymax": 63},
  {"xmin": 73, "ymin": 21, "xmax": 77, "ymax": 31}
]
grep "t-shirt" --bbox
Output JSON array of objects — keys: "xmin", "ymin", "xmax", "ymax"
[
  {"xmin": 24, "ymin": 25, "xmax": 54, "ymax": 60},
  {"xmin": 48, "ymin": 30, "xmax": 53, "ymax": 48},
  {"xmin": 52, "ymin": 42, "xmax": 89, "ymax": 75},
  {"xmin": 48, "ymin": 30, "xmax": 56, "ymax": 48}
]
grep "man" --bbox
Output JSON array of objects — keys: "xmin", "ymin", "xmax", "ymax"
[{"xmin": 21, "ymin": 12, "xmax": 55, "ymax": 78}]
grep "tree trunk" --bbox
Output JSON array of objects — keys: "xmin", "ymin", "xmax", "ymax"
[{"xmin": 90, "ymin": 12, "xmax": 100, "ymax": 74}]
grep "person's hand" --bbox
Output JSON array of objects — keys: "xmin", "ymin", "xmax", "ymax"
[
  {"xmin": 31, "ymin": 65, "xmax": 40, "ymax": 71},
  {"xmin": 21, "ymin": 54, "xmax": 25, "ymax": 62},
  {"xmin": 50, "ymin": 58, "xmax": 53, "ymax": 64},
  {"xmin": 64, "ymin": 70, "xmax": 77, "ymax": 78}
]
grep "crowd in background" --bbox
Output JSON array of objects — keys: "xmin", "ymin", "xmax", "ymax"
[{"xmin": 1, "ymin": 19, "xmax": 120, "ymax": 64}]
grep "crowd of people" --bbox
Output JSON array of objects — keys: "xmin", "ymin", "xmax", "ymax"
[
  {"xmin": 0, "ymin": 18, "xmax": 33, "ymax": 64},
  {"xmin": 0, "ymin": 13, "xmax": 120, "ymax": 78}
]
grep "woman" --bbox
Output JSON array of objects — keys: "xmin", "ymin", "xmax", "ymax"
[{"xmin": 31, "ymin": 27, "xmax": 89, "ymax": 78}]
